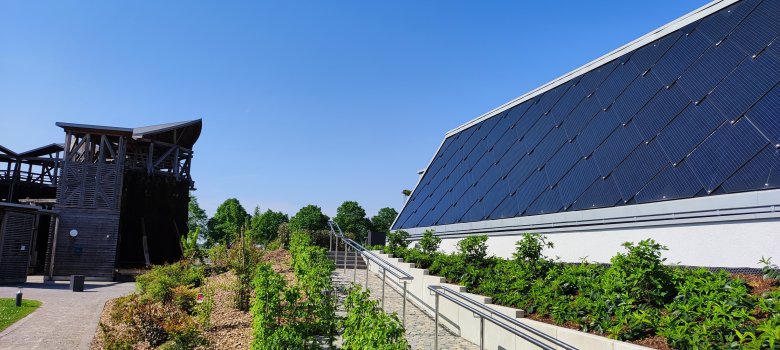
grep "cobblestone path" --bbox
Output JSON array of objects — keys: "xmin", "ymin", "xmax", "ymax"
[{"xmin": 332, "ymin": 267, "xmax": 477, "ymax": 350}]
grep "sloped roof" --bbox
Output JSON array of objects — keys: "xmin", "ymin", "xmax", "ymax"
[
  {"xmin": 18, "ymin": 143, "xmax": 64, "ymax": 158},
  {"xmin": 56, "ymin": 119, "xmax": 202, "ymax": 148},
  {"xmin": 394, "ymin": 0, "xmax": 780, "ymax": 230}
]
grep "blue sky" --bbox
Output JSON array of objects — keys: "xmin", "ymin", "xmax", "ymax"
[{"xmin": 0, "ymin": 0, "xmax": 707, "ymax": 217}]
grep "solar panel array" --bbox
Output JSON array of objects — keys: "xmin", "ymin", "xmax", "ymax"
[{"xmin": 394, "ymin": 0, "xmax": 780, "ymax": 230}]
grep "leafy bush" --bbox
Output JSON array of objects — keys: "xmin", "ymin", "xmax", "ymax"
[
  {"xmin": 457, "ymin": 235, "xmax": 489, "ymax": 265},
  {"xmin": 417, "ymin": 229, "xmax": 440, "ymax": 255},
  {"xmin": 386, "ymin": 230, "xmax": 410, "ymax": 255},
  {"xmin": 341, "ymin": 286, "xmax": 409, "ymax": 350},
  {"xmin": 250, "ymin": 230, "xmax": 336, "ymax": 350},
  {"xmin": 135, "ymin": 262, "xmax": 204, "ymax": 303},
  {"xmin": 760, "ymin": 257, "xmax": 780, "ymax": 281},
  {"xmin": 384, "ymin": 234, "xmax": 780, "ymax": 348},
  {"xmin": 105, "ymin": 294, "xmax": 206, "ymax": 348}
]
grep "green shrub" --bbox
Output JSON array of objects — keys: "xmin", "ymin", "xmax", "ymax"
[
  {"xmin": 605, "ymin": 239, "xmax": 676, "ymax": 308},
  {"xmin": 417, "ymin": 229, "xmax": 440, "ymax": 255},
  {"xmin": 135, "ymin": 262, "xmax": 204, "ymax": 303},
  {"xmin": 457, "ymin": 235, "xmax": 489, "ymax": 265},
  {"xmin": 341, "ymin": 286, "xmax": 409, "ymax": 350},
  {"xmin": 387, "ymin": 230, "xmax": 410, "ymax": 255}
]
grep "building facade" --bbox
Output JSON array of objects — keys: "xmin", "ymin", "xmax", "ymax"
[{"xmin": 392, "ymin": 0, "xmax": 780, "ymax": 268}]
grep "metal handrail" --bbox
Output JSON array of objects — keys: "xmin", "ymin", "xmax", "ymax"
[
  {"xmin": 428, "ymin": 285, "xmax": 579, "ymax": 350},
  {"xmin": 327, "ymin": 220, "xmax": 414, "ymax": 325},
  {"xmin": 327, "ymin": 221, "xmax": 412, "ymax": 281}
]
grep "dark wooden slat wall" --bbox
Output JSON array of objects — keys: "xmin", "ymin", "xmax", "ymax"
[{"xmin": 0, "ymin": 210, "xmax": 36, "ymax": 284}]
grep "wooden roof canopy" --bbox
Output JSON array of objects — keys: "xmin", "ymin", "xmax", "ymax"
[{"xmin": 55, "ymin": 119, "xmax": 202, "ymax": 148}]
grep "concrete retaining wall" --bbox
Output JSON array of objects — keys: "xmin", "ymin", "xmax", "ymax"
[{"xmin": 368, "ymin": 251, "xmax": 652, "ymax": 350}]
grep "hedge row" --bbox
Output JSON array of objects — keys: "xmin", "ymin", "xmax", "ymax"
[{"xmin": 384, "ymin": 231, "xmax": 780, "ymax": 350}]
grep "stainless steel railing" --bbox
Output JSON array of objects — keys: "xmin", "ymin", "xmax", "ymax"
[
  {"xmin": 327, "ymin": 221, "xmax": 413, "ymax": 325},
  {"xmin": 428, "ymin": 285, "xmax": 578, "ymax": 350}
]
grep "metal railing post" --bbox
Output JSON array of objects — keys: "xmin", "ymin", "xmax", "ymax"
[
  {"xmin": 334, "ymin": 237, "xmax": 339, "ymax": 274},
  {"xmin": 344, "ymin": 246, "xmax": 349, "ymax": 274},
  {"xmin": 365, "ymin": 260, "xmax": 369, "ymax": 290},
  {"xmin": 402, "ymin": 281, "xmax": 407, "ymax": 327},
  {"xmin": 480, "ymin": 316, "xmax": 484, "ymax": 350},
  {"xmin": 329, "ymin": 233, "xmax": 333, "ymax": 251},
  {"xmin": 434, "ymin": 293, "xmax": 440, "ymax": 350},
  {"xmin": 381, "ymin": 269, "xmax": 386, "ymax": 309},
  {"xmin": 353, "ymin": 248, "xmax": 357, "ymax": 283}
]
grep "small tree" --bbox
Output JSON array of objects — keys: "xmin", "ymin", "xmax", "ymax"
[
  {"xmin": 386, "ymin": 230, "xmax": 410, "ymax": 254},
  {"xmin": 188, "ymin": 194, "xmax": 209, "ymax": 238},
  {"xmin": 334, "ymin": 201, "xmax": 371, "ymax": 243},
  {"xmin": 457, "ymin": 235, "xmax": 489, "ymax": 265},
  {"xmin": 289, "ymin": 205, "xmax": 330, "ymax": 232},
  {"xmin": 206, "ymin": 198, "xmax": 249, "ymax": 246},
  {"xmin": 181, "ymin": 228, "xmax": 205, "ymax": 264},
  {"xmin": 250, "ymin": 207, "xmax": 289, "ymax": 244},
  {"xmin": 418, "ymin": 230, "xmax": 441, "ymax": 255},
  {"xmin": 371, "ymin": 207, "xmax": 398, "ymax": 233}
]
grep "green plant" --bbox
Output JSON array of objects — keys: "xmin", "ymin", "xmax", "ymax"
[
  {"xmin": 196, "ymin": 279, "xmax": 215, "ymax": 330},
  {"xmin": 341, "ymin": 286, "xmax": 409, "ymax": 350},
  {"xmin": 760, "ymin": 257, "xmax": 780, "ymax": 281},
  {"xmin": 181, "ymin": 228, "xmax": 205, "ymax": 265},
  {"xmin": 386, "ymin": 230, "xmax": 410, "ymax": 255},
  {"xmin": 135, "ymin": 262, "xmax": 204, "ymax": 303},
  {"xmin": 418, "ymin": 229, "xmax": 440, "ymax": 255},
  {"xmin": 457, "ymin": 235, "xmax": 489, "ymax": 264}
]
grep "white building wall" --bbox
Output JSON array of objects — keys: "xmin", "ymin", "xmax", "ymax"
[{"xmin": 434, "ymin": 219, "xmax": 780, "ymax": 268}]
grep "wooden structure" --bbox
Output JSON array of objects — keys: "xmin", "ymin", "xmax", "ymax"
[
  {"xmin": 47, "ymin": 120, "xmax": 201, "ymax": 280},
  {"xmin": 0, "ymin": 203, "xmax": 48, "ymax": 283}
]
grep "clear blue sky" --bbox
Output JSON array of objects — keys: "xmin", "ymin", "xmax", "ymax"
[{"xmin": 0, "ymin": 0, "xmax": 707, "ymax": 218}]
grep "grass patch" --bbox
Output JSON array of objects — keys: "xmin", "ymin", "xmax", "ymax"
[{"xmin": 0, "ymin": 298, "xmax": 42, "ymax": 332}]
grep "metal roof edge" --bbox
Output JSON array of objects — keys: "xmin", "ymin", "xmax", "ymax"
[{"xmin": 444, "ymin": 0, "xmax": 738, "ymax": 138}]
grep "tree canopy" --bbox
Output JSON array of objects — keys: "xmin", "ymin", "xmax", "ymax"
[
  {"xmin": 250, "ymin": 207, "xmax": 289, "ymax": 244},
  {"xmin": 206, "ymin": 198, "xmax": 249, "ymax": 246},
  {"xmin": 188, "ymin": 194, "xmax": 209, "ymax": 236},
  {"xmin": 334, "ymin": 201, "xmax": 371, "ymax": 243},
  {"xmin": 370, "ymin": 207, "xmax": 398, "ymax": 233},
  {"xmin": 289, "ymin": 204, "xmax": 330, "ymax": 232}
]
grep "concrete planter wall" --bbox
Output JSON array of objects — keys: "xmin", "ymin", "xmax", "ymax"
[{"xmin": 368, "ymin": 251, "xmax": 652, "ymax": 350}]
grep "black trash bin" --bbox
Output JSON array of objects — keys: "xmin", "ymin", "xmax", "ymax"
[{"xmin": 70, "ymin": 275, "xmax": 85, "ymax": 292}]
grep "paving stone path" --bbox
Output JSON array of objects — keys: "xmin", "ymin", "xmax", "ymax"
[
  {"xmin": 332, "ymin": 267, "xmax": 477, "ymax": 350},
  {"xmin": 0, "ymin": 276, "xmax": 135, "ymax": 350}
]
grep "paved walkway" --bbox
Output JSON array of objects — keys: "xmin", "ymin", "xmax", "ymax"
[
  {"xmin": 0, "ymin": 276, "xmax": 135, "ymax": 350},
  {"xmin": 332, "ymin": 267, "xmax": 477, "ymax": 350}
]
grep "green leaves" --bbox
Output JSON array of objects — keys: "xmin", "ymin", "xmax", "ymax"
[
  {"xmin": 341, "ymin": 286, "xmax": 409, "ymax": 350},
  {"xmin": 251, "ymin": 230, "xmax": 336, "ymax": 350},
  {"xmin": 386, "ymin": 234, "xmax": 780, "ymax": 348},
  {"xmin": 417, "ymin": 229, "xmax": 441, "ymax": 255}
]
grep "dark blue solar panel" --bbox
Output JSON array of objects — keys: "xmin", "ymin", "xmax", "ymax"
[
  {"xmin": 527, "ymin": 127, "xmax": 567, "ymax": 170},
  {"xmin": 631, "ymin": 84, "xmax": 691, "ymax": 141},
  {"xmin": 393, "ymin": 1, "xmax": 780, "ymax": 230},
  {"xmin": 544, "ymin": 141, "xmax": 582, "ymax": 185},
  {"xmin": 675, "ymin": 38, "xmax": 749, "ymax": 102},
  {"xmin": 562, "ymin": 92, "xmax": 604, "ymax": 139},
  {"xmin": 745, "ymin": 83, "xmax": 780, "ymax": 145},
  {"xmin": 489, "ymin": 168, "xmax": 544, "ymax": 219},
  {"xmin": 686, "ymin": 118, "xmax": 768, "ymax": 193},
  {"xmin": 721, "ymin": 145, "xmax": 780, "ymax": 193},
  {"xmin": 609, "ymin": 72, "xmax": 665, "ymax": 123},
  {"xmin": 574, "ymin": 109, "xmax": 621, "ymax": 158},
  {"xmin": 591, "ymin": 122, "xmax": 643, "ymax": 177},
  {"xmin": 726, "ymin": 0, "xmax": 779, "ymax": 56},
  {"xmin": 611, "ymin": 139, "xmax": 669, "ymax": 202},
  {"xmin": 635, "ymin": 161, "xmax": 703, "ymax": 203},
  {"xmin": 571, "ymin": 176, "xmax": 623, "ymax": 211},
  {"xmin": 556, "ymin": 158, "xmax": 600, "ymax": 208},
  {"xmin": 595, "ymin": 55, "xmax": 641, "ymax": 109},
  {"xmin": 526, "ymin": 182, "xmax": 564, "ymax": 215},
  {"xmin": 656, "ymin": 100, "xmax": 726, "ymax": 164},
  {"xmin": 650, "ymin": 22, "xmax": 713, "ymax": 84},
  {"xmin": 695, "ymin": 0, "xmax": 760, "ymax": 44},
  {"xmin": 709, "ymin": 46, "xmax": 780, "ymax": 121},
  {"xmin": 628, "ymin": 30, "xmax": 684, "ymax": 73}
]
